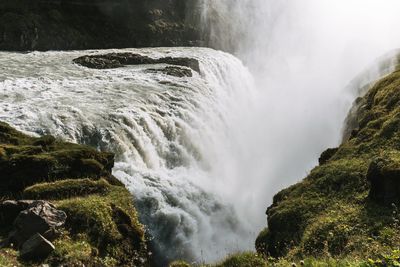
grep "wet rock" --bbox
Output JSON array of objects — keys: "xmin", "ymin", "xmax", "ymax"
[
  {"xmin": 19, "ymin": 233, "xmax": 55, "ymax": 260},
  {"xmin": 9, "ymin": 201, "xmax": 66, "ymax": 247},
  {"xmin": 367, "ymin": 157, "xmax": 400, "ymax": 205},
  {"xmin": 146, "ymin": 66, "xmax": 192, "ymax": 77},
  {"xmin": 73, "ymin": 53, "xmax": 200, "ymax": 73}
]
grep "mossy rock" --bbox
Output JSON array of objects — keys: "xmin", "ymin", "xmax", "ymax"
[
  {"xmin": 212, "ymin": 252, "xmax": 266, "ymax": 267},
  {"xmin": 257, "ymin": 68, "xmax": 400, "ymax": 258},
  {"xmin": 53, "ymin": 186, "xmax": 147, "ymax": 266},
  {"xmin": 0, "ymin": 122, "xmax": 149, "ymax": 266},
  {"xmin": 0, "ymin": 121, "xmax": 115, "ymax": 196}
]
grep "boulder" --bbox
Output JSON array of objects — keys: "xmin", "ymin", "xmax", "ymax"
[
  {"xmin": 9, "ymin": 201, "xmax": 66, "ymax": 247},
  {"xmin": 19, "ymin": 233, "xmax": 55, "ymax": 260},
  {"xmin": 73, "ymin": 53, "xmax": 200, "ymax": 73}
]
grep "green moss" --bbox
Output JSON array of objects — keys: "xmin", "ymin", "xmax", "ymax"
[
  {"xmin": 257, "ymin": 68, "xmax": 400, "ymax": 259},
  {"xmin": 169, "ymin": 260, "xmax": 192, "ymax": 267},
  {"xmin": 0, "ymin": 249, "xmax": 19, "ymax": 267},
  {"xmin": 0, "ymin": 122, "xmax": 149, "ymax": 266},
  {"xmin": 211, "ymin": 252, "xmax": 266, "ymax": 267},
  {"xmin": 53, "ymin": 185, "xmax": 146, "ymax": 266},
  {"xmin": 23, "ymin": 178, "xmax": 111, "ymax": 200},
  {"xmin": 51, "ymin": 232, "xmax": 93, "ymax": 263},
  {"xmin": 0, "ymin": 121, "xmax": 115, "ymax": 196}
]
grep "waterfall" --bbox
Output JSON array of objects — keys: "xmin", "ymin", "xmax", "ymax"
[
  {"xmin": 0, "ymin": 47, "xmax": 258, "ymax": 264},
  {"xmin": 2, "ymin": 0, "xmax": 400, "ymax": 265},
  {"xmin": 192, "ymin": 0, "xmax": 400, "ymax": 244}
]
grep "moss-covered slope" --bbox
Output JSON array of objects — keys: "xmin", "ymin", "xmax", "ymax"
[
  {"xmin": 0, "ymin": 121, "xmax": 149, "ymax": 266},
  {"xmin": 256, "ymin": 68, "xmax": 400, "ymax": 260}
]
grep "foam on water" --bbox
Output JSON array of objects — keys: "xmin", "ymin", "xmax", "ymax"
[{"xmin": 0, "ymin": 47, "xmax": 257, "ymax": 263}]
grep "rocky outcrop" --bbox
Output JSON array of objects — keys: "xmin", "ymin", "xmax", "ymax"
[
  {"xmin": 73, "ymin": 52, "xmax": 200, "ymax": 73},
  {"xmin": 0, "ymin": 122, "xmax": 116, "ymax": 196},
  {"xmin": 1, "ymin": 201, "xmax": 65, "ymax": 260},
  {"xmin": 0, "ymin": 122, "xmax": 149, "ymax": 266},
  {"xmin": 8, "ymin": 201, "xmax": 66, "ymax": 247},
  {"xmin": 0, "ymin": 0, "xmax": 200, "ymax": 51},
  {"xmin": 256, "ymin": 67, "xmax": 400, "ymax": 258}
]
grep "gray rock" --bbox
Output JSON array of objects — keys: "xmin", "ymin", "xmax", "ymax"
[
  {"xmin": 9, "ymin": 201, "xmax": 66, "ymax": 247},
  {"xmin": 73, "ymin": 53, "xmax": 200, "ymax": 73},
  {"xmin": 20, "ymin": 233, "xmax": 55, "ymax": 260}
]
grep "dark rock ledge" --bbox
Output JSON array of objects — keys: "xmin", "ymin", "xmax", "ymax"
[{"xmin": 73, "ymin": 52, "xmax": 200, "ymax": 73}]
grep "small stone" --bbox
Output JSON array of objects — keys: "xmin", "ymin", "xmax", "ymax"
[{"xmin": 291, "ymin": 263, "xmax": 297, "ymax": 267}]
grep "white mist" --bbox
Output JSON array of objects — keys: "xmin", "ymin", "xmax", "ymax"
[{"xmin": 196, "ymin": 0, "xmax": 400, "ymax": 244}]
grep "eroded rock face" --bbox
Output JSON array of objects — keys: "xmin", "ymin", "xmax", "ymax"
[
  {"xmin": 9, "ymin": 201, "xmax": 66, "ymax": 247},
  {"xmin": 73, "ymin": 52, "xmax": 200, "ymax": 73},
  {"xmin": 0, "ymin": 0, "xmax": 200, "ymax": 51}
]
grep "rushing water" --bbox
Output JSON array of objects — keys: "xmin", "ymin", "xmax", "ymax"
[
  {"xmin": 0, "ymin": 48, "xmax": 257, "ymax": 263},
  {"xmin": 2, "ymin": 0, "xmax": 400, "ymax": 265},
  {"xmin": 194, "ymin": 0, "xmax": 400, "ymax": 235}
]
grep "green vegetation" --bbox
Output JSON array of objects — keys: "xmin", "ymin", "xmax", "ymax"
[
  {"xmin": 169, "ymin": 252, "xmax": 372, "ymax": 267},
  {"xmin": 0, "ymin": 121, "xmax": 149, "ymax": 266},
  {"xmin": 23, "ymin": 178, "xmax": 111, "ymax": 200},
  {"xmin": 255, "ymin": 68, "xmax": 400, "ymax": 262},
  {"xmin": 48, "ymin": 184, "xmax": 147, "ymax": 266},
  {"xmin": 210, "ymin": 252, "xmax": 267, "ymax": 267},
  {"xmin": 170, "ymin": 260, "xmax": 193, "ymax": 267}
]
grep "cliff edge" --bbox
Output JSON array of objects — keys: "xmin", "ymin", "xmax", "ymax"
[{"xmin": 0, "ymin": 0, "xmax": 200, "ymax": 51}]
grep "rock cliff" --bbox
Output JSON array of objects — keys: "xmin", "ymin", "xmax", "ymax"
[{"xmin": 0, "ymin": 0, "xmax": 200, "ymax": 51}]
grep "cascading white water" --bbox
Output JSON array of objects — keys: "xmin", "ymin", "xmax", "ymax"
[
  {"xmin": 194, "ymin": 0, "xmax": 400, "ymax": 234},
  {"xmin": 2, "ymin": 0, "xmax": 400, "ymax": 265},
  {"xmin": 0, "ymin": 47, "xmax": 257, "ymax": 263}
]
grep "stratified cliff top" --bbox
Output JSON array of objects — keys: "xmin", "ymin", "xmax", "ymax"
[{"xmin": 0, "ymin": 0, "xmax": 200, "ymax": 51}]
